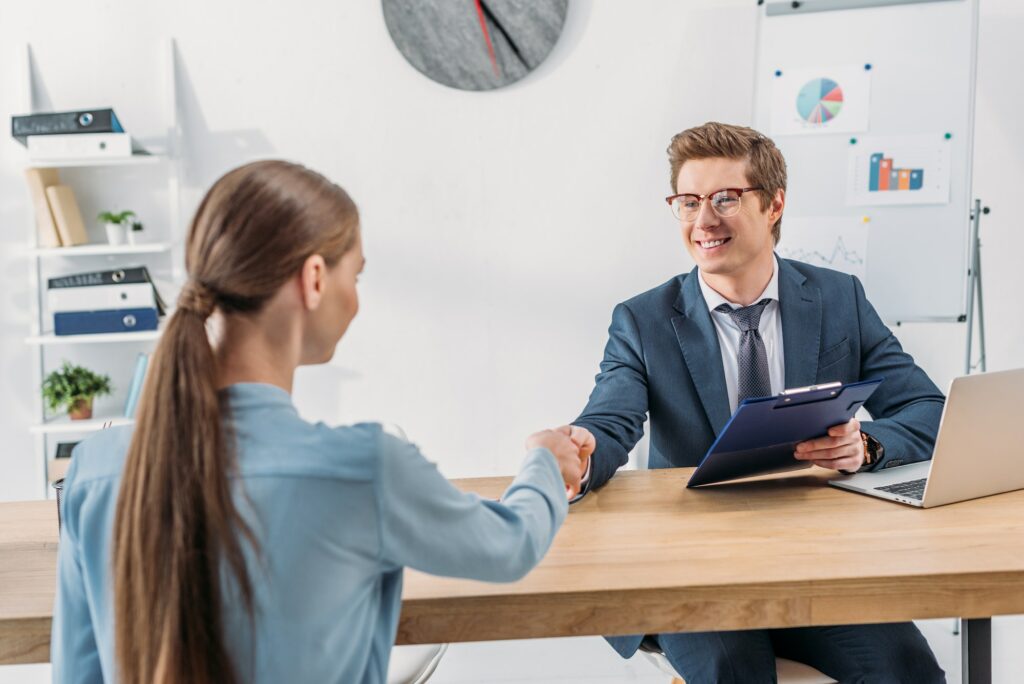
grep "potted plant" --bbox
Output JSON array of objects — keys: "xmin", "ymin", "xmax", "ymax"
[
  {"xmin": 127, "ymin": 219, "xmax": 145, "ymax": 245},
  {"xmin": 97, "ymin": 210, "xmax": 137, "ymax": 246},
  {"xmin": 42, "ymin": 361, "xmax": 113, "ymax": 421}
]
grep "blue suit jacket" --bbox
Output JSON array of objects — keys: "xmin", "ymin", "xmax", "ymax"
[{"xmin": 573, "ymin": 257, "xmax": 945, "ymax": 658}]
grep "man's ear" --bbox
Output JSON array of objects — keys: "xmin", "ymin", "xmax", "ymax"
[
  {"xmin": 769, "ymin": 189, "xmax": 785, "ymax": 224},
  {"xmin": 300, "ymin": 254, "xmax": 327, "ymax": 311}
]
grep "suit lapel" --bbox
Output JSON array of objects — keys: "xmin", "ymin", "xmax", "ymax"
[
  {"xmin": 671, "ymin": 268, "xmax": 731, "ymax": 436},
  {"xmin": 778, "ymin": 257, "xmax": 822, "ymax": 389}
]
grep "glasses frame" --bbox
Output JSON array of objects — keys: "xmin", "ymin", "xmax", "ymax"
[{"xmin": 665, "ymin": 187, "xmax": 764, "ymax": 221}]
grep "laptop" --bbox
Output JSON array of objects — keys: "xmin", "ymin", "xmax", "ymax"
[{"xmin": 829, "ymin": 368, "xmax": 1024, "ymax": 508}]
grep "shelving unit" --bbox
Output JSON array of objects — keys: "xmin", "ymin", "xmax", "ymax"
[
  {"xmin": 22, "ymin": 39, "xmax": 182, "ymax": 498},
  {"xmin": 26, "ymin": 329, "xmax": 164, "ymax": 346},
  {"xmin": 27, "ymin": 154, "xmax": 167, "ymax": 169},
  {"xmin": 30, "ymin": 416, "xmax": 134, "ymax": 436},
  {"xmin": 29, "ymin": 241, "xmax": 171, "ymax": 258}
]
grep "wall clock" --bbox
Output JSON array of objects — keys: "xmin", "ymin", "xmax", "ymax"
[{"xmin": 382, "ymin": 0, "xmax": 569, "ymax": 91}]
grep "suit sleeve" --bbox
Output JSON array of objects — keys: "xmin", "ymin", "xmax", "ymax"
[
  {"xmin": 377, "ymin": 433, "xmax": 568, "ymax": 582},
  {"xmin": 852, "ymin": 276, "xmax": 945, "ymax": 469},
  {"xmin": 571, "ymin": 302, "xmax": 649, "ymax": 495},
  {"xmin": 51, "ymin": 458, "xmax": 104, "ymax": 684}
]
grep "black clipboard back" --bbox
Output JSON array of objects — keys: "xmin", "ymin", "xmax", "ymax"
[{"xmin": 686, "ymin": 378, "xmax": 883, "ymax": 488}]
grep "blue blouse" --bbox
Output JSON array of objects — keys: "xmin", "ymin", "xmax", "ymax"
[{"xmin": 52, "ymin": 383, "xmax": 568, "ymax": 683}]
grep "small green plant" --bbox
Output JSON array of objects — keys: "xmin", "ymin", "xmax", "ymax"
[
  {"xmin": 97, "ymin": 210, "xmax": 136, "ymax": 226},
  {"xmin": 42, "ymin": 361, "xmax": 112, "ymax": 416}
]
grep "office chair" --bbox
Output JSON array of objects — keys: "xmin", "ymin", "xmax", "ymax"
[
  {"xmin": 387, "ymin": 643, "xmax": 448, "ymax": 684},
  {"xmin": 640, "ymin": 638, "xmax": 835, "ymax": 684}
]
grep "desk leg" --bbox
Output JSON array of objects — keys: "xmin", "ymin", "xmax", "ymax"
[{"xmin": 961, "ymin": 617, "xmax": 991, "ymax": 684}]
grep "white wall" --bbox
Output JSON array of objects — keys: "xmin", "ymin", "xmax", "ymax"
[{"xmin": 1, "ymin": 0, "xmax": 1021, "ymax": 504}]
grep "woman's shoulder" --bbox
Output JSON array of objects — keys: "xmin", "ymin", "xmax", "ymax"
[
  {"xmin": 237, "ymin": 417, "xmax": 403, "ymax": 483},
  {"xmin": 63, "ymin": 425, "xmax": 135, "ymax": 486}
]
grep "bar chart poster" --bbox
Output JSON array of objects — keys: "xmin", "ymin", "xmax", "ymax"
[
  {"xmin": 846, "ymin": 135, "xmax": 951, "ymax": 206},
  {"xmin": 770, "ymin": 65, "xmax": 870, "ymax": 136},
  {"xmin": 778, "ymin": 217, "xmax": 869, "ymax": 283}
]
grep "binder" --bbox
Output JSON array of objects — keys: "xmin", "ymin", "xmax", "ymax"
[
  {"xmin": 687, "ymin": 378, "xmax": 884, "ymax": 488},
  {"xmin": 54, "ymin": 307, "xmax": 159, "ymax": 335},
  {"xmin": 12, "ymin": 108, "xmax": 124, "ymax": 144},
  {"xmin": 48, "ymin": 282, "xmax": 156, "ymax": 314},
  {"xmin": 54, "ymin": 441, "xmax": 81, "ymax": 459},
  {"xmin": 23, "ymin": 167, "xmax": 63, "ymax": 247},
  {"xmin": 48, "ymin": 266, "xmax": 166, "ymax": 315},
  {"xmin": 123, "ymin": 353, "xmax": 149, "ymax": 418},
  {"xmin": 48, "ymin": 266, "xmax": 151, "ymax": 288},
  {"xmin": 27, "ymin": 132, "xmax": 146, "ymax": 160},
  {"xmin": 45, "ymin": 185, "xmax": 89, "ymax": 246}
]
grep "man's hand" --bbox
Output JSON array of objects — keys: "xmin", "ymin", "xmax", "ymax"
[
  {"xmin": 794, "ymin": 418, "xmax": 865, "ymax": 472},
  {"xmin": 557, "ymin": 424, "xmax": 595, "ymax": 477},
  {"xmin": 526, "ymin": 429, "xmax": 585, "ymax": 499}
]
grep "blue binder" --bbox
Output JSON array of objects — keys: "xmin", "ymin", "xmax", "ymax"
[
  {"xmin": 54, "ymin": 307, "xmax": 159, "ymax": 335},
  {"xmin": 687, "ymin": 378, "xmax": 884, "ymax": 488}
]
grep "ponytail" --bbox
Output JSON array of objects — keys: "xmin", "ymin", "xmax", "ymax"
[{"xmin": 113, "ymin": 282, "xmax": 255, "ymax": 684}]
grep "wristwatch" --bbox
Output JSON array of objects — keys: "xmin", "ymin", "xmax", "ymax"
[{"xmin": 860, "ymin": 431, "xmax": 884, "ymax": 469}]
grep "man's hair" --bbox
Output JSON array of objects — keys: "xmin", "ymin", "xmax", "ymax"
[{"xmin": 667, "ymin": 122, "xmax": 787, "ymax": 244}]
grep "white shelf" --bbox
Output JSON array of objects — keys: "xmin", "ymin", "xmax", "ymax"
[
  {"xmin": 22, "ymin": 38, "xmax": 182, "ymax": 499},
  {"xmin": 28, "ymin": 154, "xmax": 166, "ymax": 169},
  {"xmin": 29, "ymin": 241, "xmax": 171, "ymax": 258},
  {"xmin": 26, "ymin": 329, "xmax": 161, "ymax": 345},
  {"xmin": 31, "ymin": 415, "xmax": 133, "ymax": 435}
]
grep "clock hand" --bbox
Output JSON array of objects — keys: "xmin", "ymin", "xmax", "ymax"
[{"xmin": 474, "ymin": 0, "xmax": 500, "ymax": 78}]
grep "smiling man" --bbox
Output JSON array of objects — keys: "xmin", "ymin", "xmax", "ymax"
[{"xmin": 567, "ymin": 122, "xmax": 947, "ymax": 683}]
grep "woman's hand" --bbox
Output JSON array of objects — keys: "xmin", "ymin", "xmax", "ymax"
[{"xmin": 526, "ymin": 429, "xmax": 585, "ymax": 499}]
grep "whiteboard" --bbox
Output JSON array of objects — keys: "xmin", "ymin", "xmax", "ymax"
[{"xmin": 753, "ymin": 0, "xmax": 979, "ymax": 323}]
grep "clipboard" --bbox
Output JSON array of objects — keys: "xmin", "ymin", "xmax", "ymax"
[{"xmin": 686, "ymin": 378, "xmax": 884, "ymax": 488}]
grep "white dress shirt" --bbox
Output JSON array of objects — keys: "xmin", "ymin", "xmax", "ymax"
[{"xmin": 698, "ymin": 256, "xmax": 786, "ymax": 412}]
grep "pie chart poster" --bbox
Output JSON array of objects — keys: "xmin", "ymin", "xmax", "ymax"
[{"xmin": 770, "ymin": 64, "xmax": 871, "ymax": 136}]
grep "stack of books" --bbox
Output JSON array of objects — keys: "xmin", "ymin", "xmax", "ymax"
[
  {"xmin": 11, "ymin": 108, "xmax": 147, "ymax": 161},
  {"xmin": 47, "ymin": 266, "xmax": 166, "ymax": 336},
  {"xmin": 24, "ymin": 167, "xmax": 88, "ymax": 247}
]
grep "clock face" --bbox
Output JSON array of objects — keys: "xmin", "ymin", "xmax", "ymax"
[{"xmin": 382, "ymin": 0, "xmax": 569, "ymax": 91}]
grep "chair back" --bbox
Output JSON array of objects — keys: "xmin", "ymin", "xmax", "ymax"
[{"xmin": 53, "ymin": 478, "xmax": 65, "ymax": 534}]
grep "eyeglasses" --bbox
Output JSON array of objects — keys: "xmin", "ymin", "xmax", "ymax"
[{"xmin": 665, "ymin": 187, "xmax": 763, "ymax": 221}]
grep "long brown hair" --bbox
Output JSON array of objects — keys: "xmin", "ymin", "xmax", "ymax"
[{"xmin": 112, "ymin": 160, "xmax": 359, "ymax": 684}]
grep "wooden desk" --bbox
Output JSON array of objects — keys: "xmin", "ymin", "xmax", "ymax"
[{"xmin": 3, "ymin": 468, "xmax": 1023, "ymax": 683}]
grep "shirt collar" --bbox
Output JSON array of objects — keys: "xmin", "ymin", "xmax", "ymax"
[
  {"xmin": 698, "ymin": 254, "xmax": 780, "ymax": 312},
  {"xmin": 222, "ymin": 382, "xmax": 297, "ymax": 412}
]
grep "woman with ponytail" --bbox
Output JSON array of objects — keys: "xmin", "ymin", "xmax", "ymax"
[{"xmin": 51, "ymin": 160, "xmax": 589, "ymax": 684}]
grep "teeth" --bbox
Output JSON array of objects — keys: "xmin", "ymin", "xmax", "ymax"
[{"xmin": 700, "ymin": 239, "xmax": 725, "ymax": 248}]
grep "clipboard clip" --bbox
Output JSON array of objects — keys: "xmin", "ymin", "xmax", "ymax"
[
  {"xmin": 777, "ymin": 381, "xmax": 842, "ymax": 405},
  {"xmin": 779, "ymin": 381, "xmax": 842, "ymax": 396}
]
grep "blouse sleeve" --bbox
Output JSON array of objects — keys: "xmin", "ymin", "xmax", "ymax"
[{"xmin": 376, "ymin": 432, "xmax": 568, "ymax": 582}]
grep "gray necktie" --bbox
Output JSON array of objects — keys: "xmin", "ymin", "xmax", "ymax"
[{"xmin": 715, "ymin": 299, "xmax": 772, "ymax": 404}]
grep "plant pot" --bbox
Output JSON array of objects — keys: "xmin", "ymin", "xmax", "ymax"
[
  {"xmin": 68, "ymin": 398, "xmax": 93, "ymax": 421},
  {"xmin": 105, "ymin": 222, "xmax": 127, "ymax": 246}
]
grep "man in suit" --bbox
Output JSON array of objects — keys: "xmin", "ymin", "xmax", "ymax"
[{"xmin": 567, "ymin": 122, "xmax": 947, "ymax": 683}]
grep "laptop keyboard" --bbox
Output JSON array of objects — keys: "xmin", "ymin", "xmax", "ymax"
[{"xmin": 875, "ymin": 478, "xmax": 928, "ymax": 500}]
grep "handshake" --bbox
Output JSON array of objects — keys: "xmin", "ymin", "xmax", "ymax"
[{"xmin": 526, "ymin": 425, "xmax": 596, "ymax": 499}]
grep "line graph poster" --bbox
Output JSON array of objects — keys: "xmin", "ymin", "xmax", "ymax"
[
  {"xmin": 770, "ymin": 65, "xmax": 871, "ymax": 136},
  {"xmin": 777, "ymin": 216, "xmax": 869, "ymax": 283},
  {"xmin": 847, "ymin": 134, "xmax": 951, "ymax": 206}
]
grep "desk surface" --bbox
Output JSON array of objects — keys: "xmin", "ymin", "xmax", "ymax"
[{"xmin": 3, "ymin": 468, "xmax": 1024, "ymax": 664}]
